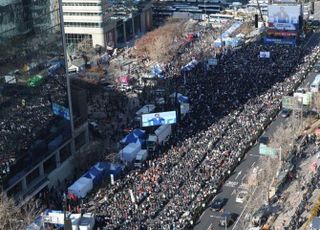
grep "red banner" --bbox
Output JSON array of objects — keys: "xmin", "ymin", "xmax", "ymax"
[{"xmin": 266, "ymin": 29, "xmax": 297, "ymax": 37}]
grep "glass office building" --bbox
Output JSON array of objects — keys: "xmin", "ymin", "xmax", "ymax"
[{"xmin": 0, "ymin": 0, "xmax": 88, "ymax": 200}]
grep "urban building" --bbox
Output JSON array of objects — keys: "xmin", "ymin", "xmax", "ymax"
[
  {"xmin": 152, "ymin": 0, "xmax": 228, "ymax": 25},
  {"xmin": 62, "ymin": 0, "xmax": 153, "ymax": 50},
  {"xmin": 0, "ymin": 0, "xmax": 89, "ymax": 203}
]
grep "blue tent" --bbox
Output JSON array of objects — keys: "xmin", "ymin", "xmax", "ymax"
[
  {"xmin": 135, "ymin": 138, "xmax": 145, "ymax": 146},
  {"xmin": 178, "ymin": 95, "xmax": 189, "ymax": 103},
  {"xmin": 132, "ymin": 129, "xmax": 146, "ymax": 139},
  {"xmin": 84, "ymin": 167, "xmax": 103, "ymax": 186},
  {"xmin": 120, "ymin": 132, "xmax": 138, "ymax": 144}
]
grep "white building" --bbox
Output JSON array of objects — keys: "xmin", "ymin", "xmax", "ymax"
[
  {"xmin": 62, "ymin": 0, "xmax": 153, "ymax": 49},
  {"xmin": 62, "ymin": 0, "xmax": 105, "ymax": 48}
]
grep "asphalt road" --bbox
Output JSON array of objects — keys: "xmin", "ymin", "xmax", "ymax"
[{"xmin": 194, "ymin": 31, "xmax": 320, "ymax": 230}]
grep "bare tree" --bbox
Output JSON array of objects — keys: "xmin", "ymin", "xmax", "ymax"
[
  {"xmin": 133, "ymin": 18, "xmax": 191, "ymax": 63},
  {"xmin": 0, "ymin": 193, "xmax": 40, "ymax": 230}
]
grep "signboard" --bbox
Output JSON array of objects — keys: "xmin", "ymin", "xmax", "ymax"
[
  {"xmin": 52, "ymin": 103, "xmax": 71, "ymax": 120},
  {"xmin": 264, "ymin": 37, "xmax": 296, "ymax": 45},
  {"xmin": 260, "ymin": 51, "xmax": 271, "ymax": 58},
  {"xmin": 259, "ymin": 144, "xmax": 278, "ymax": 157},
  {"xmin": 282, "ymin": 96, "xmax": 302, "ymax": 109},
  {"xmin": 141, "ymin": 111, "xmax": 177, "ymax": 127},
  {"xmin": 266, "ymin": 29, "xmax": 297, "ymax": 36},
  {"xmin": 268, "ymin": 5, "xmax": 301, "ymax": 31}
]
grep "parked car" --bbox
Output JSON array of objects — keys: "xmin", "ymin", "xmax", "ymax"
[
  {"xmin": 280, "ymin": 109, "xmax": 291, "ymax": 118},
  {"xmin": 210, "ymin": 197, "xmax": 228, "ymax": 211},
  {"xmin": 235, "ymin": 190, "xmax": 248, "ymax": 203},
  {"xmin": 219, "ymin": 212, "xmax": 238, "ymax": 227}
]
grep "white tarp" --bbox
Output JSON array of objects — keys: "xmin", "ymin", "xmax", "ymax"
[{"xmin": 68, "ymin": 177, "xmax": 93, "ymax": 198}]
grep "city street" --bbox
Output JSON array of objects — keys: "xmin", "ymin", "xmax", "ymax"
[{"xmin": 194, "ymin": 31, "xmax": 320, "ymax": 230}]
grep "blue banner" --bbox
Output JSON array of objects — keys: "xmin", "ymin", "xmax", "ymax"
[{"xmin": 263, "ymin": 37, "xmax": 296, "ymax": 45}]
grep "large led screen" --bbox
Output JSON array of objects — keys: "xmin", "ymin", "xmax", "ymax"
[
  {"xmin": 268, "ymin": 5, "xmax": 301, "ymax": 30},
  {"xmin": 141, "ymin": 111, "xmax": 177, "ymax": 127}
]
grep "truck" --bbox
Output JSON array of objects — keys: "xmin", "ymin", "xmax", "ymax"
[
  {"xmin": 119, "ymin": 142, "xmax": 141, "ymax": 163},
  {"xmin": 134, "ymin": 149, "xmax": 148, "ymax": 168},
  {"xmin": 147, "ymin": 125, "xmax": 172, "ymax": 152}
]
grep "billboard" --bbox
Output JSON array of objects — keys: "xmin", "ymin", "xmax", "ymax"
[
  {"xmin": 142, "ymin": 111, "xmax": 176, "ymax": 127},
  {"xmin": 268, "ymin": 5, "xmax": 301, "ymax": 31}
]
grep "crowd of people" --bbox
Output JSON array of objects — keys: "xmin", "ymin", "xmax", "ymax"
[
  {"xmin": 82, "ymin": 20, "xmax": 320, "ymax": 230},
  {"xmin": 0, "ymin": 70, "xmax": 69, "ymax": 179}
]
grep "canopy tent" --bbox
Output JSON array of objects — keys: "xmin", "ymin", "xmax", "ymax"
[
  {"xmin": 120, "ymin": 129, "xmax": 146, "ymax": 145},
  {"xmin": 132, "ymin": 129, "xmax": 146, "ymax": 139},
  {"xmin": 135, "ymin": 138, "xmax": 145, "ymax": 146},
  {"xmin": 68, "ymin": 177, "xmax": 93, "ymax": 198},
  {"xmin": 83, "ymin": 166, "xmax": 103, "ymax": 186},
  {"xmin": 120, "ymin": 132, "xmax": 139, "ymax": 144}
]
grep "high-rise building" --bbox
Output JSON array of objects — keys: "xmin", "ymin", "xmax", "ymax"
[
  {"xmin": 62, "ymin": 0, "xmax": 153, "ymax": 50},
  {"xmin": 0, "ymin": 0, "xmax": 89, "ymax": 202}
]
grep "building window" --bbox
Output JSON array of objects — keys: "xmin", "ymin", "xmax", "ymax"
[
  {"xmin": 75, "ymin": 131, "xmax": 86, "ymax": 151},
  {"xmin": 43, "ymin": 155, "xmax": 56, "ymax": 174},
  {"xmin": 66, "ymin": 33, "xmax": 93, "ymax": 49},
  {"xmin": 60, "ymin": 143, "xmax": 72, "ymax": 163},
  {"xmin": 26, "ymin": 168, "xmax": 40, "ymax": 186},
  {"xmin": 64, "ymin": 22, "xmax": 102, "ymax": 28},
  {"xmin": 62, "ymin": 2, "xmax": 101, "ymax": 6},
  {"xmin": 64, "ymin": 12, "xmax": 102, "ymax": 17}
]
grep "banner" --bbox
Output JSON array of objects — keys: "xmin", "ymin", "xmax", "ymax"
[
  {"xmin": 52, "ymin": 103, "xmax": 71, "ymax": 120},
  {"xmin": 263, "ymin": 37, "xmax": 296, "ymax": 45},
  {"xmin": 260, "ymin": 51, "xmax": 271, "ymax": 58},
  {"xmin": 268, "ymin": 5, "xmax": 301, "ymax": 31},
  {"xmin": 266, "ymin": 29, "xmax": 297, "ymax": 37}
]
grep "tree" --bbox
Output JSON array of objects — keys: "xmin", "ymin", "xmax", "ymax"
[
  {"xmin": 0, "ymin": 193, "xmax": 39, "ymax": 230},
  {"xmin": 133, "ymin": 18, "xmax": 192, "ymax": 63}
]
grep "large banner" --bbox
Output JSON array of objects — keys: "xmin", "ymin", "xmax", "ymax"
[
  {"xmin": 266, "ymin": 29, "xmax": 297, "ymax": 37},
  {"xmin": 268, "ymin": 5, "xmax": 301, "ymax": 31},
  {"xmin": 142, "ymin": 111, "xmax": 176, "ymax": 127},
  {"xmin": 264, "ymin": 37, "xmax": 296, "ymax": 45}
]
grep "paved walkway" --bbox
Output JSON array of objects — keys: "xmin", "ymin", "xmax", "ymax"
[{"xmin": 272, "ymin": 144, "xmax": 319, "ymax": 229}]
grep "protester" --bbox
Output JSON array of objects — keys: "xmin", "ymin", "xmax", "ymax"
[{"xmin": 80, "ymin": 21, "xmax": 320, "ymax": 230}]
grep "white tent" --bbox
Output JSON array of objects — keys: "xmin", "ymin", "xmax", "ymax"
[{"xmin": 68, "ymin": 177, "xmax": 93, "ymax": 198}]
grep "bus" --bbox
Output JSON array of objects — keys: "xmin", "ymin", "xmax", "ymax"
[
  {"xmin": 310, "ymin": 75, "xmax": 320, "ymax": 92},
  {"xmin": 208, "ymin": 14, "xmax": 234, "ymax": 22}
]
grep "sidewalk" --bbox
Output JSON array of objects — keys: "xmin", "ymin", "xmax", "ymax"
[{"xmin": 272, "ymin": 145, "xmax": 319, "ymax": 228}]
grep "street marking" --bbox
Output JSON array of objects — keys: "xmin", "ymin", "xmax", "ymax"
[
  {"xmin": 242, "ymin": 175, "xmax": 246, "ymax": 181},
  {"xmin": 239, "ymin": 183, "xmax": 249, "ymax": 190},
  {"xmin": 207, "ymin": 223, "xmax": 212, "ymax": 230},
  {"xmin": 251, "ymin": 162, "xmax": 256, "ymax": 168},
  {"xmin": 235, "ymin": 170, "xmax": 242, "ymax": 180},
  {"xmin": 248, "ymin": 153, "xmax": 260, "ymax": 157}
]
